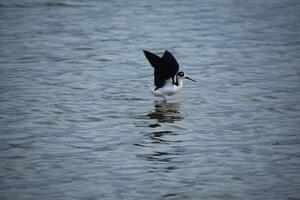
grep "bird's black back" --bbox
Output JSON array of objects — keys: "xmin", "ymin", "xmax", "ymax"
[{"xmin": 143, "ymin": 50, "xmax": 179, "ymax": 89}]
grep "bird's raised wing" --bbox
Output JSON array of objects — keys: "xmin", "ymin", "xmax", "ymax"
[
  {"xmin": 143, "ymin": 50, "xmax": 180, "ymax": 88},
  {"xmin": 162, "ymin": 50, "xmax": 179, "ymax": 76}
]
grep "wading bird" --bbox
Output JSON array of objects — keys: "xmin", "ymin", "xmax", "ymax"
[{"xmin": 143, "ymin": 50, "xmax": 196, "ymax": 100}]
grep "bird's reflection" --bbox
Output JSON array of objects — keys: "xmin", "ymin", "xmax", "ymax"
[
  {"xmin": 134, "ymin": 101, "xmax": 184, "ymax": 171},
  {"xmin": 147, "ymin": 100, "xmax": 183, "ymax": 124}
]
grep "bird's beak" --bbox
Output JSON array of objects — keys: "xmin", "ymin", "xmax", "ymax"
[{"xmin": 186, "ymin": 76, "xmax": 197, "ymax": 82}]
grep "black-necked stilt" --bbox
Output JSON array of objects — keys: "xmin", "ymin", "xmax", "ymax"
[{"xmin": 143, "ymin": 50, "xmax": 196, "ymax": 100}]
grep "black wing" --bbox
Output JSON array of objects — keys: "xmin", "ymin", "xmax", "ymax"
[
  {"xmin": 143, "ymin": 50, "xmax": 180, "ymax": 88},
  {"xmin": 162, "ymin": 50, "xmax": 179, "ymax": 77}
]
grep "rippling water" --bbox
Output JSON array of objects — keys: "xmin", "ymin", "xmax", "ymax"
[{"xmin": 1, "ymin": 0, "xmax": 300, "ymax": 199}]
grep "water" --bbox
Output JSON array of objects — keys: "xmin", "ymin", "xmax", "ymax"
[{"xmin": 1, "ymin": 0, "xmax": 300, "ymax": 199}]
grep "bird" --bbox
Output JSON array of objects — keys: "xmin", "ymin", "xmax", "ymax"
[{"xmin": 143, "ymin": 50, "xmax": 196, "ymax": 100}]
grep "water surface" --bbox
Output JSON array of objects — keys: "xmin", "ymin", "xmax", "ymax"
[{"xmin": 1, "ymin": 0, "xmax": 300, "ymax": 199}]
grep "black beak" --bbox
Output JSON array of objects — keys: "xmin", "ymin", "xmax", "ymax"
[{"xmin": 186, "ymin": 76, "xmax": 197, "ymax": 82}]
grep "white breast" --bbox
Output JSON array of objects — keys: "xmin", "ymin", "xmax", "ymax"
[{"xmin": 151, "ymin": 78, "xmax": 183, "ymax": 97}]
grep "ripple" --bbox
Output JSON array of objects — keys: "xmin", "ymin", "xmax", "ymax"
[
  {"xmin": 1, "ymin": 2, "xmax": 91, "ymax": 9},
  {"xmin": 71, "ymin": 46, "xmax": 96, "ymax": 51},
  {"xmin": 102, "ymin": 95, "xmax": 146, "ymax": 101}
]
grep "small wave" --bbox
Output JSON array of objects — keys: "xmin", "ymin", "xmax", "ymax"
[
  {"xmin": 102, "ymin": 95, "xmax": 146, "ymax": 101},
  {"xmin": 0, "ymin": 2, "xmax": 91, "ymax": 9}
]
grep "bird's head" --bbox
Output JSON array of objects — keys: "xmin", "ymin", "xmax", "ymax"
[{"xmin": 176, "ymin": 71, "xmax": 197, "ymax": 82}]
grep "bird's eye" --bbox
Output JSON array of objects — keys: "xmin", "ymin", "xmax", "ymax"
[{"xmin": 178, "ymin": 72, "xmax": 184, "ymax": 77}]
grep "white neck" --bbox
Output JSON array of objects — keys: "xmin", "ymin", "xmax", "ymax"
[{"xmin": 175, "ymin": 76, "xmax": 184, "ymax": 87}]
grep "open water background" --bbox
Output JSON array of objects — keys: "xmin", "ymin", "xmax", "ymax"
[{"xmin": 0, "ymin": 0, "xmax": 300, "ymax": 199}]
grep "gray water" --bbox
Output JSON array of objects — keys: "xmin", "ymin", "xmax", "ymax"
[{"xmin": 1, "ymin": 0, "xmax": 300, "ymax": 199}]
